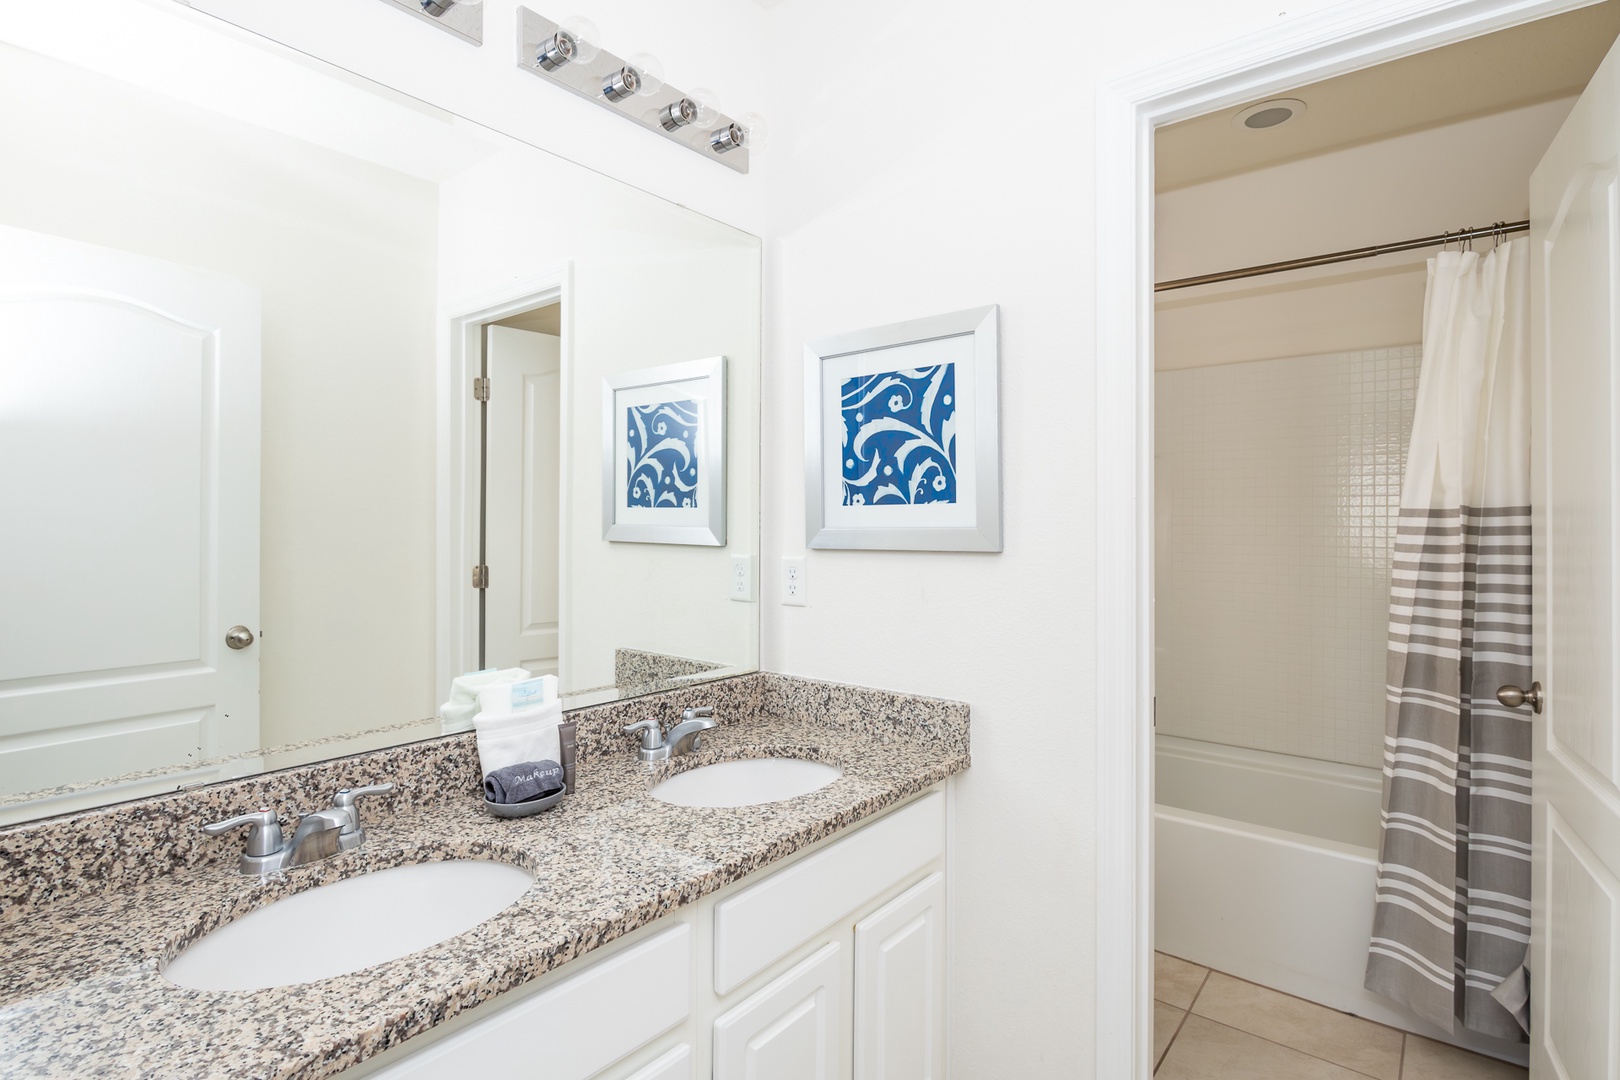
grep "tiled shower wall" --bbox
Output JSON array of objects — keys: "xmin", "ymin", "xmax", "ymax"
[{"xmin": 1154, "ymin": 346, "xmax": 1421, "ymax": 769}]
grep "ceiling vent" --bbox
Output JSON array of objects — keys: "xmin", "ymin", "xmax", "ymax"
[{"xmin": 1232, "ymin": 98, "xmax": 1307, "ymax": 130}]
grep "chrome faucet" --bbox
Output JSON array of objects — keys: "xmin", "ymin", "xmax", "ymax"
[
  {"xmin": 623, "ymin": 706, "xmax": 718, "ymax": 763},
  {"xmin": 203, "ymin": 783, "xmax": 395, "ymax": 876}
]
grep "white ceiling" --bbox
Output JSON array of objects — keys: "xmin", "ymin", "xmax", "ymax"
[{"xmin": 1156, "ymin": 0, "xmax": 1620, "ymax": 191}]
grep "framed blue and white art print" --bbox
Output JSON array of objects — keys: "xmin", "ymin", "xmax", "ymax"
[
  {"xmin": 602, "ymin": 356, "xmax": 726, "ymax": 546},
  {"xmin": 804, "ymin": 305, "xmax": 1000, "ymax": 551}
]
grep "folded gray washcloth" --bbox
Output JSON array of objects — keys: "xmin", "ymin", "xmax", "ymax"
[{"xmin": 484, "ymin": 760, "xmax": 565, "ymax": 804}]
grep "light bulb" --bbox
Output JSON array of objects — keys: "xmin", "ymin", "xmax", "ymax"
[
  {"xmin": 626, "ymin": 53, "xmax": 665, "ymax": 97},
  {"xmin": 539, "ymin": 15, "xmax": 600, "ymax": 70},
  {"xmin": 558, "ymin": 16, "xmax": 600, "ymax": 62},
  {"xmin": 686, "ymin": 87, "xmax": 721, "ymax": 127},
  {"xmin": 736, "ymin": 111, "xmax": 769, "ymax": 154}
]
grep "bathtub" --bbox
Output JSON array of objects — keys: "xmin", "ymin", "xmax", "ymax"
[{"xmin": 1154, "ymin": 734, "xmax": 1528, "ymax": 1065}]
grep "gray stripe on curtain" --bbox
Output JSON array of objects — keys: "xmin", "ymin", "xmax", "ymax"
[{"xmin": 1366, "ymin": 505, "xmax": 1531, "ymax": 1038}]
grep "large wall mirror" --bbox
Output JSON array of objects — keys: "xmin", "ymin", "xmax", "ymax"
[{"xmin": 0, "ymin": 8, "xmax": 760, "ymax": 825}]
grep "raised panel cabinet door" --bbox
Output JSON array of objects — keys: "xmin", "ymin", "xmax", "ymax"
[
  {"xmin": 0, "ymin": 222, "xmax": 261, "ymax": 816},
  {"xmin": 714, "ymin": 943, "xmax": 845, "ymax": 1080},
  {"xmin": 853, "ymin": 873, "xmax": 946, "ymax": 1080},
  {"xmin": 1529, "ymin": 30, "xmax": 1620, "ymax": 1080},
  {"xmin": 594, "ymin": 1045, "xmax": 692, "ymax": 1080}
]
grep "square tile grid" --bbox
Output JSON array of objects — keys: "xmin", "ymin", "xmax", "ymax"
[
  {"xmin": 1155, "ymin": 345, "xmax": 1421, "ymax": 768},
  {"xmin": 1152, "ymin": 951, "xmax": 1528, "ymax": 1079}
]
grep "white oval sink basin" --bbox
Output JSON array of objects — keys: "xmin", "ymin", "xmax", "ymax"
[
  {"xmin": 164, "ymin": 860, "xmax": 533, "ymax": 991},
  {"xmin": 651, "ymin": 758, "xmax": 842, "ymax": 808}
]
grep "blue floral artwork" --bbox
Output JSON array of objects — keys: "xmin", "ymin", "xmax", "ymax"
[
  {"xmin": 840, "ymin": 365, "xmax": 956, "ymax": 506},
  {"xmin": 626, "ymin": 400, "xmax": 700, "ymax": 508}
]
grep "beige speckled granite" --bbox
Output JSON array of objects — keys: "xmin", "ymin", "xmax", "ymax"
[
  {"xmin": 0, "ymin": 673, "xmax": 968, "ymax": 1079},
  {"xmin": 612, "ymin": 647, "xmax": 723, "ymax": 689}
]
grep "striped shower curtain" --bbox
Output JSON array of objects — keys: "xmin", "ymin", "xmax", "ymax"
[{"xmin": 1364, "ymin": 238, "xmax": 1532, "ymax": 1040}]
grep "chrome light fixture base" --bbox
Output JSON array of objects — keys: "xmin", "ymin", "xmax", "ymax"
[
  {"xmin": 373, "ymin": 0, "xmax": 483, "ymax": 46},
  {"xmin": 516, "ymin": 7, "xmax": 750, "ymax": 174}
]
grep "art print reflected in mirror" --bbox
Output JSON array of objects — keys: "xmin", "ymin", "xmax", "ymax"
[{"xmin": 0, "ymin": 16, "xmax": 760, "ymax": 825}]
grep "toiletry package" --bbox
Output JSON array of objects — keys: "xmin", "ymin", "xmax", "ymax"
[
  {"xmin": 474, "ymin": 676, "xmax": 563, "ymax": 781},
  {"xmin": 439, "ymin": 667, "xmax": 532, "ymax": 734}
]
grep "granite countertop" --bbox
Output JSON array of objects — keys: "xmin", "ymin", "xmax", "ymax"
[{"xmin": 0, "ymin": 674, "xmax": 968, "ymax": 1079}]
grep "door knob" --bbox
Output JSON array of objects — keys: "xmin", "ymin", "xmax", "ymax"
[
  {"xmin": 225, "ymin": 625, "xmax": 256, "ymax": 650},
  {"xmin": 1496, "ymin": 681, "xmax": 1543, "ymax": 714}
]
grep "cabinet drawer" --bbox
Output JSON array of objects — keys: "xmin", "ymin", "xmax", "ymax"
[
  {"xmin": 714, "ymin": 792, "xmax": 944, "ymax": 994},
  {"xmin": 371, "ymin": 924, "xmax": 691, "ymax": 1079}
]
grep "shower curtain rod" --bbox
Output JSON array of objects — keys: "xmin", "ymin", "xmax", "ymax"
[{"xmin": 1154, "ymin": 219, "xmax": 1529, "ymax": 292}]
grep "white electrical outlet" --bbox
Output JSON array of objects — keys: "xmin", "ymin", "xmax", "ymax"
[
  {"xmin": 729, "ymin": 556, "xmax": 754, "ymax": 602},
  {"xmin": 782, "ymin": 556, "xmax": 807, "ymax": 606}
]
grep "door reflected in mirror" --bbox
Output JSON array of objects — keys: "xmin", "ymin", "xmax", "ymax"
[{"xmin": 0, "ymin": 13, "xmax": 760, "ymax": 825}]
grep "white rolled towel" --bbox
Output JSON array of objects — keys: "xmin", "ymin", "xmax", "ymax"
[
  {"xmin": 475, "ymin": 700, "xmax": 563, "ymax": 779},
  {"xmin": 439, "ymin": 667, "xmax": 531, "ymax": 734}
]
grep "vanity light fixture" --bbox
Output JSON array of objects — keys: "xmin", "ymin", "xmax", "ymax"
[
  {"xmin": 373, "ymin": 0, "xmax": 483, "ymax": 45},
  {"xmin": 516, "ymin": 7, "xmax": 758, "ymax": 173}
]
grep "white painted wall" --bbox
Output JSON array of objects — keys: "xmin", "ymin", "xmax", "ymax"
[
  {"xmin": 1155, "ymin": 97, "xmax": 1571, "ymax": 369},
  {"xmin": 0, "ymin": 42, "xmax": 440, "ymax": 748},
  {"xmin": 754, "ymin": 0, "xmax": 1374, "ymax": 1073}
]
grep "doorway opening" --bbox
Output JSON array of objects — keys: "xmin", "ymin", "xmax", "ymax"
[
  {"xmin": 1095, "ymin": 1, "xmax": 1620, "ymax": 1077},
  {"xmin": 476, "ymin": 301, "xmax": 563, "ymax": 680}
]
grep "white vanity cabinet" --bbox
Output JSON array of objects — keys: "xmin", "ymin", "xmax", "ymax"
[{"xmin": 358, "ymin": 789, "xmax": 947, "ymax": 1080}]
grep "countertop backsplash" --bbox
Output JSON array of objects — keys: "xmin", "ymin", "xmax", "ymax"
[{"xmin": 0, "ymin": 672, "xmax": 967, "ymax": 919}]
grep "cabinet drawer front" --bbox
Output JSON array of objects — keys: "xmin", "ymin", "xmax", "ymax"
[
  {"xmin": 714, "ymin": 792, "xmax": 944, "ymax": 994},
  {"xmin": 371, "ymin": 924, "xmax": 691, "ymax": 1080},
  {"xmin": 713, "ymin": 943, "xmax": 845, "ymax": 1080}
]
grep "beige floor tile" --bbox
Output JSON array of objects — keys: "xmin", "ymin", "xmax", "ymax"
[
  {"xmin": 1401, "ymin": 1036, "xmax": 1528, "ymax": 1079},
  {"xmin": 1154, "ymin": 1001, "xmax": 1186, "ymax": 1069},
  {"xmin": 1156, "ymin": 1015, "xmax": 1372, "ymax": 1080},
  {"xmin": 1155, "ymin": 951, "xmax": 1209, "ymax": 1009},
  {"xmin": 1191, "ymin": 972, "xmax": 1404, "ymax": 1080}
]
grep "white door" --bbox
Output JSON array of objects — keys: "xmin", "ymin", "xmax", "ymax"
[
  {"xmin": 484, "ymin": 323, "xmax": 561, "ymax": 678},
  {"xmin": 714, "ymin": 943, "xmax": 846, "ymax": 1080},
  {"xmin": 853, "ymin": 874, "xmax": 946, "ymax": 1080},
  {"xmin": 0, "ymin": 224, "xmax": 260, "ymax": 816},
  {"xmin": 1528, "ymin": 37, "xmax": 1620, "ymax": 1080}
]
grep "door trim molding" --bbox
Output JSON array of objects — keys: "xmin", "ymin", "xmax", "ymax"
[
  {"xmin": 436, "ymin": 268, "xmax": 571, "ymax": 711},
  {"xmin": 1092, "ymin": 1, "xmax": 1599, "ymax": 1075}
]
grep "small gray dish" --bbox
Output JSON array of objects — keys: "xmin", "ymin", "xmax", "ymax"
[{"xmin": 483, "ymin": 788, "xmax": 566, "ymax": 818}]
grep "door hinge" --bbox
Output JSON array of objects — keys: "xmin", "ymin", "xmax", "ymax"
[
  {"xmin": 473, "ymin": 376, "xmax": 490, "ymax": 402},
  {"xmin": 472, "ymin": 564, "xmax": 489, "ymax": 589}
]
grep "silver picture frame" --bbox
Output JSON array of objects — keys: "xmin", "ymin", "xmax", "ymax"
[
  {"xmin": 602, "ymin": 356, "xmax": 727, "ymax": 546},
  {"xmin": 804, "ymin": 305, "xmax": 1001, "ymax": 551}
]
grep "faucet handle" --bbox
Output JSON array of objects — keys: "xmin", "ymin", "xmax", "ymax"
[
  {"xmin": 624, "ymin": 717, "xmax": 664, "ymax": 750},
  {"xmin": 202, "ymin": 807, "xmax": 283, "ymax": 858},
  {"xmin": 681, "ymin": 706, "xmax": 714, "ymax": 722},
  {"xmin": 332, "ymin": 783, "xmax": 395, "ymax": 834}
]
